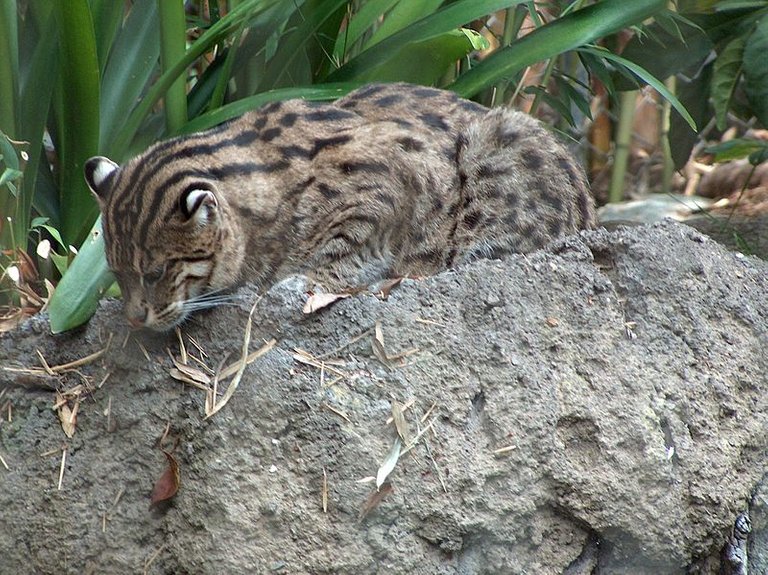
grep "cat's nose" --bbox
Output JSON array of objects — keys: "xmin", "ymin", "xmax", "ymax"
[{"xmin": 126, "ymin": 309, "xmax": 147, "ymax": 328}]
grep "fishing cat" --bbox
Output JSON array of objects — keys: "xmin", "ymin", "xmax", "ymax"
[{"xmin": 85, "ymin": 82, "xmax": 595, "ymax": 331}]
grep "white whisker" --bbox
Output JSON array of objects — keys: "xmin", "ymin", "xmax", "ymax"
[{"xmin": 180, "ymin": 289, "xmax": 239, "ymax": 314}]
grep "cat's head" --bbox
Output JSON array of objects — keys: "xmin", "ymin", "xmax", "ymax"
[{"xmin": 85, "ymin": 155, "xmax": 229, "ymax": 331}]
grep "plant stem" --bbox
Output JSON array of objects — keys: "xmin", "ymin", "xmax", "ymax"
[
  {"xmin": 492, "ymin": 5, "xmax": 526, "ymax": 106},
  {"xmin": 660, "ymin": 76, "xmax": 675, "ymax": 195},
  {"xmin": 609, "ymin": 90, "xmax": 637, "ymax": 203}
]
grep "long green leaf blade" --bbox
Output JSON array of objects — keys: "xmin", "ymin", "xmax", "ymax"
[
  {"xmin": 262, "ymin": 0, "xmax": 349, "ymax": 89},
  {"xmin": 110, "ymin": 0, "xmax": 282, "ymax": 158},
  {"xmin": 179, "ymin": 83, "xmax": 363, "ymax": 134},
  {"xmin": 18, "ymin": 6, "xmax": 58, "ymax": 246},
  {"xmin": 159, "ymin": 0, "xmax": 188, "ymax": 133},
  {"xmin": 581, "ymin": 46, "xmax": 696, "ymax": 130},
  {"xmin": 711, "ymin": 36, "xmax": 745, "ymax": 130},
  {"xmin": 351, "ymin": 29, "xmax": 487, "ymax": 85},
  {"xmin": 0, "ymin": 0, "xmax": 18, "ymax": 137},
  {"xmin": 55, "ymin": 0, "xmax": 101, "ymax": 245},
  {"xmin": 90, "ymin": 0, "xmax": 124, "ymax": 73},
  {"xmin": 99, "ymin": 0, "xmax": 159, "ymax": 153},
  {"xmin": 333, "ymin": 0, "xmax": 400, "ymax": 60},
  {"xmin": 363, "ymin": 0, "xmax": 443, "ymax": 50},
  {"xmin": 329, "ymin": 0, "xmax": 523, "ymax": 82},
  {"xmin": 743, "ymin": 16, "xmax": 768, "ymax": 127},
  {"xmin": 449, "ymin": 0, "xmax": 666, "ymax": 97}
]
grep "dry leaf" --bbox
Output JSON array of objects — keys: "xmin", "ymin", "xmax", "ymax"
[
  {"xmin": 204, "ymin": 302, "xmax": 273, "ymax": 419},
  {"xmin": 302, "ymin": 292, "xmax": 350, "ymax": 314},
  {"xmin": 372, "ymin": 322, "xmax": 392, "ymax": 368},
  {"xmin": 150, "ymin": 450, "xmax": 180, "ymax": 507},
  {"xmin": 56, "ymin": 393, "xmax": 77, "ymax": 438},
  {"xmin": 359, "ymin": 482, "xmax": 393, "ymax": 521},
  {"xmin": 376, "ymin": 437, "xmax": 402, "ymax": 489},
  {"xmin": 322, "ymin": 467, "xmax": 328, "ymax": 513},
  {"xmin": 0, "ymin": 307, "xmax": 24, "ymax": 333},
  {"xmin": 169, "ymin": 361, "xmax": 211, "ymax": 386},
  {"xmin": 168, "ymin": 368, "xmax": 209, "ymax": 390},
  {"xmin": 545, "ymin": 317, "xmax": 559, "ymax": 327},
  {"xmin": 376, "ymin": 277, "xmax": 403, "ymax": 299},
  {"xmin": 15, "ymin": 247, "xmax": 38, "ymax": 283},
  {"xmin": 391, "ymin": 401, "xmax": 411, "ymax": 445}
]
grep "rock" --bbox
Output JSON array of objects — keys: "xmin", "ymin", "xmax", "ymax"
[{"xmin": 1, "ymin": 220, "xmax": 766, "ymax": 574}]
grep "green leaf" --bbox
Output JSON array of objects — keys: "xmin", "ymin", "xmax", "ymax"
[
  {"xmin": 18, "ymin": 5, "xmax": 58, "ymax": 239},
  {"xmin": 463, "ymin": 27, "xmax": 490, "ymax": 51},
  {"xmin": 0, "ymin": 167, "xmax": 22, "ymax": 188},
  {"xmin": 90, "ymin": 0, "xmax": 124, "ymax": 73},
  {"xmin": 715, "ymin": 0, "xmax": 768, "ymax": 11},
  {"xmin": 525, "ymin": 85, "xmax": 574, "ymax": 126},
  {"xmin": 343, "ymin": 29, "xmax": 485, "ymax": 85},
  {"xmin": 178, "ymin": 83, "xmax": 363, "ymax": 134},
  {"xmin": 614, "ymin": 16, "xmax": 712, "ymax": 90},
  {"xmin": 0, "ymin": 130, "xmax": 19, "ymax": 170},
  {"xmin": 554, "ymin": 74, "xmax": 593, "ymax": 122},
  {"xmin": 333, "ymin": 0, "xmax": 400, "ymax": 61},
  {"xmin": 54, "ymin": 0, "xmax": 101, "ymax": 246},
  {"xmin": 159, "ymin": 0, "xmax": 188, "ymax": 133},
  {"xmin": 705, "ymin": 138, "xmax": 768, "ymax": 161},
  {"xmin": 0, "ymin": 0, "xmax": 19, "ymax": 137},
  {"xmin": 748, "ymin": 146, "xmax": 768, "ymax": 165},
  {"xmin": 48, "ymin": 218, "xmax": 115, "ymax": 334},
  {"xmin": 110, "ymin": 0, "xmax": 284, "ymax": 158},
  {"xmin": 363, "ymin": 0, "xmax": 444, "ymax": 50},
  {"xmin": 579, "ymin": 50, "xmax": 616, "ymax": 96},
  {"xmin": 743, "ymin": 16, "xmax": 768, "ymax": 127},
  {"xmin": 449, "ymin": 0, "xmax": 666, "ymax": 97},
  {"xmin": 711, "ymin": 35, "xmax": 745, "ymax": 130},
  {"xmin": 262, "ymin": 0, "xmax": 349, "ymax": 89},
  {"xmin": 580, "ymin": 45, "xmax": 697, "ymax": 131},
  {"xmin": 684, "ymin": 7, "xmax": 768, "ymax": 46},
  {"xmin": 39, "ymin": 224, "xmax": 66, "ymax": 251},
  {"xmin": 99, "ymin": 0, "xmax": 160, "ymax": 154},
  {"xmin": 329, "ymin": 0, "xmax": 524, "ymax": 83},
  {"xmin": 669, "ymin": 63, "xmax": 712, "ymax": 169}
]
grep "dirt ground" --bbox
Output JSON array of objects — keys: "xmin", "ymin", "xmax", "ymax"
[{"xmin": 1, "ymin": 221, "xmax": 767, "ymax": 574}]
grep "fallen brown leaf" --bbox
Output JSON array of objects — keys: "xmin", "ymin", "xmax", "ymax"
[
  {"xmin": 372, "ymin": 322, "xmax": 392, "ymax": 368},
  {"xmin": 56, "ymin": 392, "xmax": 77, "ymax": 438},
  {"xmin": 376, "ymin": 277, "xmax": 403, "ymax": 299},
  {"xmin": 391, "ymin": 401, "xmax": 411, "ymax": 445},
  {"xmin": 359, "ymin": 482, "xmax": 393, "ymax": 521},
  {"xmin": 168, "ymin": 352, "xmax": 212, "ymax": 386},
  {"xmin": 150, "ymin": 450, "xmax": 180, "ymax": 507},
  {"xmin": 303, "ymin": 292, "xmax": 350, "ymax": 314}
]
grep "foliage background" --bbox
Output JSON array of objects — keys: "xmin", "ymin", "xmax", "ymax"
[{"xmin": 0, "ymin": 0, "xmax": 766, "ymax": 332}]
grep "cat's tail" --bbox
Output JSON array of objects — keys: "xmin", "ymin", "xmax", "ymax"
[{"xmin": 452, "ymin": 107, "xmax": 595, "ymax": 258}]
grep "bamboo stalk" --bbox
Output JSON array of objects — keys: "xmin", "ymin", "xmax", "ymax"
[{"xmin": 609, "ymin": 90, "xmax": 637, "ymax": 204}]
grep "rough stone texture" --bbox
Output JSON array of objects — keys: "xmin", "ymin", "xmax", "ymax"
[{"xmin": 1, "ymin": 221, "xmax": 767, "ymax": 574}]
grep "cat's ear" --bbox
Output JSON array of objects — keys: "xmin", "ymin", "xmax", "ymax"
[
  {"xmin": 180, "ymin": 184, "xmax": 219, "ymax": 226},
  {"xmin": 84, "ymin": 157, "xmax": 120, "ymax": 205}
]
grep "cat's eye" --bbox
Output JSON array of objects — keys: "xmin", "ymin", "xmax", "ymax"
[{"xmin": 142, "ymin": 265, "xmax": 166, "ymax": 285}]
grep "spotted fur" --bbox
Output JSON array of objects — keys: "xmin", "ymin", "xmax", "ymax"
[{"xmin": 85, "ymin": 83, "xmax": 595, "ymax": 330}]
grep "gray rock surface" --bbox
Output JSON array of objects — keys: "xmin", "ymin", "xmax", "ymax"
[{"xmin": 1, "ymin": 221, "xmax": 767, "ymax": 574}]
